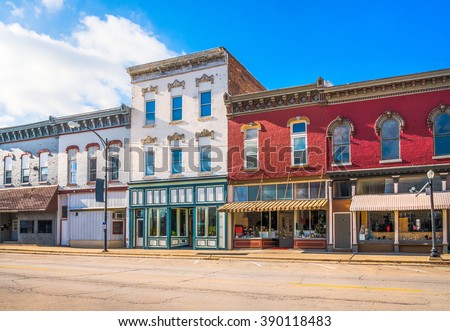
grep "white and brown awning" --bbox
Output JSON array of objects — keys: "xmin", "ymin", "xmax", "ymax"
[
  {"xmin": 350, "ymin": 192, "xmax": 450, "ymax": 212},
  {"xmin": 218, "ymin": 199, "xmax": 328, "ymax": 213}
]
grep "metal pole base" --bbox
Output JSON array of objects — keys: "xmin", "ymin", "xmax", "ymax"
[{"xmin": 430, "ymin": 248, "xmax": 440, "ymax": 258}]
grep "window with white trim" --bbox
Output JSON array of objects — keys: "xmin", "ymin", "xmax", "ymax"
[
  {"xmin": 4, "ymin": 156, "xmax": 12, "ymax": 184},
  {"xmin": 39, "ymin": 152, "xmax": 49, "ymax": 182},
  {"xmin": 381, "ymin": 119, "xmax": 400, "ymax": 160},
  {"xmin": 244, "ymin": 128, "xmax": 258, "ymax": 169},
  {"xmin": 291, "ymin": 122, "xmax": 307, "ymax": 165},
  {"xmin": 87, "ymin": 146, "xmax": 97, "ymax": 182},
  {"xmin": 109, "ymin": 144, "xmax": 120, "ymax": 180},
  {"xmin": 67, "ymin": 149, "xmax": 77, "ymax": 184},
  {"xmin": 434, "ymin": 113, "xmax": 450, "ymax": 156},
  {"xmin": 200, "ymin": 91, "xmax": 211, "ymax": 117},
  {"xmin": 21, "ymin": 154, "xmax": 30, "ymax": 183},
  {"xmin": 332, "ymin": 125, "xmax": 350, "ymax": 164}
]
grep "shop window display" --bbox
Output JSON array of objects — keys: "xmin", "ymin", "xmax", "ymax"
[
  {"xmin": 296, "ymin": 210, "xmax": 326, "ymax": 238},
  {"xmin": 234, "ymin": 212, "xmax": 278, "ymax": 239},
  {"xmin": 399, "ymin": 210, "xmax": 443, "ymax": 241},
  {"xmin": 362, "ymin": 211, "xmax": 394, "ymax": 241}
]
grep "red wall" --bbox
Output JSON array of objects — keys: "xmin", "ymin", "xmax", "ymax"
[
  {"xmin": 326, "ymin": 90, "xmax": 450, "ymax": 170},
  {"xmin": 228, "ymin": 104, "xmax": 328, "ymax": 181},
  {"xmin": 228, "ymin": 90, "xmax": 450, "ymax": 181}
]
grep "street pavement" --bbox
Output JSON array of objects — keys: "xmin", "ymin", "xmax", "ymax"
[{"xmin": 0, "ymin": 243, "xmax": 449, "ymax": 265}]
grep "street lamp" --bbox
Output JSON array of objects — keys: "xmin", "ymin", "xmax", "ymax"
[
  {"xmin": 68, "ymin": 121, "xmax": 109, "ymax": 252},
  {"xmin": 426, "ymin": 170, "xmax": 440, "ymax": 258}
]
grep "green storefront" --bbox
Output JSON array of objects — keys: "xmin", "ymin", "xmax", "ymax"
[{"xmin": 128, "ymin": 176, "xmax": 228, "ymax": 249}]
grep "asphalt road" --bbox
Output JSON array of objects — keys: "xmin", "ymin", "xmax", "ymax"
[{"xmin": 0, "ymin": 253, "xmax": 449, "ymax": 311}]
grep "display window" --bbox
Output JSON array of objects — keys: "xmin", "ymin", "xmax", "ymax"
[
  {"xmin": 360, "ymin": 211, "xmax": 394, "ymax": 241},
  {"xmin": 399, "ymin": 210, "xmax": 443, "ymax": 241},
  {"xmin": 234, "ymin": 212, "xmax": 278, "ymax": 239},
  {"xmin": 295, "ymin": 210, "xmax": 326, "ymax": 238}
]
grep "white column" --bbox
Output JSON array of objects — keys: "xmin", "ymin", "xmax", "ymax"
[
  {"xmin": 327, "ymin": 181, "xmax": 333, "ymax": 246},
  {"xmin": 443, "ymin": 209, "xmax": 448, "ymax": 247},
  {"xmin": 352, "ymin": 211, "xmax": 357, "ymax": 247},
  {"xmin": 394, "ymin": 210, "xmax": 399, "ymax": 244}
]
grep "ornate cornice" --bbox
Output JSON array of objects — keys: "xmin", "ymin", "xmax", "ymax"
[
  {"xmin": 141, "ymin": 136, "xmax": 158, "ymax": 145},
  {"xmin": 374, "ymin": 110, "xmax": 405, "ymax": 136},
  {"xmin": 326, "ymin": 116, "xmax": 355, "ymax": 137},
  {"xmin": 141, "ymin": 85, "xmax": 158, "ymax": 96},
  {"xmin": 167, "ymin": 132, "xmax": 185, "ymax": 142},
  {"xmin": 195, "ymin": 129, "xmax": 215, "ymax": 141},
  {"xmin": 195, "ymin": 74, "xmax": 214, "ymax": 86},
  {"xmin": 427, "ymin": 103, "xmax": 450, "ymax": 131},
  {"xmin": 168, "ymin": 79, "xmax": 185, "ymax": 92}
]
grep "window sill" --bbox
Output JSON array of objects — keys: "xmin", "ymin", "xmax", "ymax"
[
  {"xmin": 142, "ymin": 124, "xmax": 156, "ymax": 128},
  {"xmin": 169, "ymin": 120, "xmax": 185, "ymax": 125},
  {"xmin": 66, "ymin": 183, "xmax": 77, "ymax": 187},
  {"xmin": 198, "ymin": 171, "xmax": 214, "ymax": 176},
  {"xmin": 3, "ymin": 184, "xmax": 13, "ymax": 187},
  {"xmin": 86, "ymin": 181, "xmax": 96, "ymax": 186},
  {"xmin": 21, "ymin": 183, "xmax": 31, "ymax": 186},
  {"xmin": 169, "ymin": 174, "xmax": 184, "ymax": 179},
  {"xmin": 379, "ymin": 159, "xmax": 402, "ymax": 164},
  {"xmin": 197, "ymin": 116, "xmax": 213, "ymax": 122},
  {"xmin": 143, "ymin": 175, "xmax": 156, "ymax": 180},
  {"xmin": 243, "ymin": 168, "xmax": 259, "ymax": 172},
  {"xmin": 39, "ymin": 181, "xmax": 50, "ymax": 185},
  {"xmin": 331, "ymin": 162, "xmax": 352, "ymax": 167},
  {"xmin": 290, "ymin": 164, "xmax": 309, "ymax": 168},
  {"xmin": 108, "ymin": 180, "xmax": 121, "ymax": 184},
  {"xmin": 432, "ymin": 155, "xmax": 450, "ymax": 160}
]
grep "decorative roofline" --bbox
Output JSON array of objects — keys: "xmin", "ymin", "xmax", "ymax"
[
  {"xmin": 0, "ymin": 105, "xmax": 131, "ymax": 144},
  {"xmin": 226, "ymin": 68, "xmax": 450, "ymax": 117},
  {"xmin": 127, "ymin": 47, "xmax": 227, "ymax": 80}
]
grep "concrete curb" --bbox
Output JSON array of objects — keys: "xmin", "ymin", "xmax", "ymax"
[{"xmin": 0, "ymin": 246, "xmax": 449, "ymax": 266}]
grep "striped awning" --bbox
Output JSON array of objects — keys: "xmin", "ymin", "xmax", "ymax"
[
  {"xmin": 218, "ymin": 199, "xmax": 328, "ymax": 213},
  {"xmin": 350, "ymin": 192, "xmax": 450, "ymax": 212}
]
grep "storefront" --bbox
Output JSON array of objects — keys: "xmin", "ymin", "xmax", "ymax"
[
  {"xmin": 351, "ymin": 193, "xmax": 449, "ymax": 253},
  {"xmin": 128, "ymin": 177, "xmax": 228, "ymax": 250},
  {"xmin": 219, "ymin": 181, "xmax": 328, "ymax": 249}
]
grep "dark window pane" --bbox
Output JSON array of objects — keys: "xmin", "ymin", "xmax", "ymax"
[
  {"xmin": 381, "ymin": 119, "xmax": 399, "ymax": 139},
  {"xmin": 262, "ymin": 185, "xmax": 276, "ymax": 201},
  {"xmin": 292, "ymin": 122, "xmax": 306, "ymax": 133},
  {"xmin": 248, "ymin": 185, "xmax": 260, "ymax": 201},
  {"xmin": 382, "ymin": 139, "xmax": 399, "ymax": 160}
]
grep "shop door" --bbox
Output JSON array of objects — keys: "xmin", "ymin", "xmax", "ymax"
[
  {"xmin": 188, "ymin": 208, "xmax": 193, "ymax": 247},
  {"xmin": 279, "ymin": 212, "xmax": 294, "ymax": 248},
  {"xmin": 61, "ymin": 219, "xmax": 69, "ymax": 246},
  {"xmin": 334, "ymin": 213, "xmax": 351, "ymax": 249},
  {"xmin": 135, "ymin": 217, "xmax": 144, "ymax": 247}
]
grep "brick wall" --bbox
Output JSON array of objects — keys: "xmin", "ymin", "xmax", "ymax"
[{"xmin": 227, "ymin": 53, "xmax": 266, "ymax": 96}]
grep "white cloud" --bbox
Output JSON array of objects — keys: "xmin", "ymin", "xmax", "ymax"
[
  {"xmin": 6, "ymin": 1, "xmax": 24, "ymax": 18},
  {"xmin": 41, "ymin": 0, "xmax": 64, "ymax": 12},
  {"xmin": 0, "ymin": 15, "xmax": 180, "ymax": 127}
]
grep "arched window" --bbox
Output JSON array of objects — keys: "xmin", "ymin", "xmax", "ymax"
[
  {"xmin": 380, "ymin": 119, "xmax": 400, "ymax": 160},
  {"xmin": 434, "ymin": 112, "xmax": 450, "ymax": 156},
  {"xmin": 332, "ymin": 125, "xmax": 350, "ymax": 164},
  {"xmin": 375, "ymin": 111, "xmax": 404, "ymax": 162},
  {"xmin": 326, "ymin": 116, "xmax": 354, "ymax": 165}
]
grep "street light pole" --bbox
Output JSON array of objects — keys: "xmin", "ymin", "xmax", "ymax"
[
  {"xmin": 427, "ymin": 170, "xmax": 440, "ymax": 258},
  {"xmin": 68, "ymin": 121, "xmax": 108, "ymax": 252}
]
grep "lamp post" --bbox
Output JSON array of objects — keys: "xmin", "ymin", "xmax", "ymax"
[
  {"xmin": 426, "ymin": 170, "xmax": 440, "ymax": 258},
  {"xmin": 68, "ymin": 121, "xmax": 109, "ymax": 252}
]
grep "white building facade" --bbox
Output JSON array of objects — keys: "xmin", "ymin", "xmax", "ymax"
[
  {"xmin": 127, "ymin": 47, "xmax": 265, "ymax": 249},
  {"xmin": 56, "ymin": 106, "xmax": 131, "ymax": 248}
]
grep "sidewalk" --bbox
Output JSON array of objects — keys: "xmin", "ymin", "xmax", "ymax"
[{"xmin": 0, "ymin": 243, "xmax": 449, "ymax": 265}]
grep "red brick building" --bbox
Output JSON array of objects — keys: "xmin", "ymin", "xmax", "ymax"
[{"xmin": 220, "ymin": 69, "xmax": 450, "ymax": 253}]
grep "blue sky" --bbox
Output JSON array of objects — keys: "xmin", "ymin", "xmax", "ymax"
[{"xmin": 1, "ymin": 0, "xmax": 450, "ymax": 126}]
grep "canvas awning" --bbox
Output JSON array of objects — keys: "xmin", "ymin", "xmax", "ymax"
[
  {"xmin": 218, "ymin": 199, "xmax": 328, "ymax": 213},
  {"xmin": 0, "ymin": 185, "xmax": 58, "ymax": 212},
  {"xmin": 350, "ymin": 192, "xmax": 450, "ymax": 212}
]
